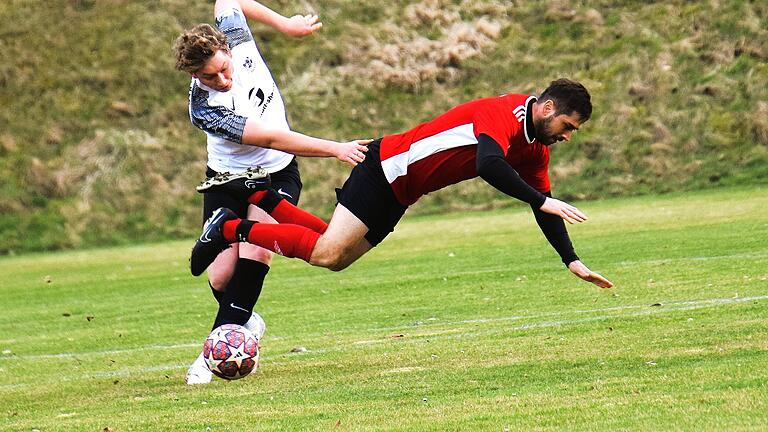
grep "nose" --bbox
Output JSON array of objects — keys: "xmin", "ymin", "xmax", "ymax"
[{"xmin": 560, "ymin": 131, "xmax": 572, "ymax": 142}]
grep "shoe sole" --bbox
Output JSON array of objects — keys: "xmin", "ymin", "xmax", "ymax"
[{"xmin": 196, "ymin": 167, "xmax": 269, "ymax": 193}]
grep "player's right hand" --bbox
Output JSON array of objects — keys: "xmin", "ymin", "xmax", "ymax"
[
  {"xmin": 336, "ymin": 139, "xmax": 371, "ymax": 166},
  {"xmin": 539, "ymin": 197, "xmax": 588, "ymax": 224}
]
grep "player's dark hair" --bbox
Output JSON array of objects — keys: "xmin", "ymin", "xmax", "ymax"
[
  {"xmin": 173, "ymin": 24, "xmax": 230, "ymax": 74},
  {"xmin": 539, "ymin": 79, "xmax": 592, "ymax": 122}
]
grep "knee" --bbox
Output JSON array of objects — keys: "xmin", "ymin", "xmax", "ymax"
[
  {"xmin": 239, "ymin": 243, "xmax": 273, "ymax": 264},
  {"xmin": 313, "ymin": 250, "xmax": 350, "ymax": 272},
  {"xmin": 326, "ymin": 260, "xmax": 350, "ymax": 272},
  {"xmin": 208, "ymin": 273, "xmax": 230, "ymax": 291}
]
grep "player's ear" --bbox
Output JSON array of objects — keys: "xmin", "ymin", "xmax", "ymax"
[{"xmin": 543, "ymin": 99, "xmax": 557, "ymax": 117}]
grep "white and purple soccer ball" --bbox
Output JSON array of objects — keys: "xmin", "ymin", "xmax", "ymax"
[{"xmin": 202, "ymin": 324, "xmax": 260, "ymax": 380}]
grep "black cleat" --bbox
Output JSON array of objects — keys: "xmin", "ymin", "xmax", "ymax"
[
  {"xmin": 190, "ymin": 207, "xmax": 238, "ymax": 276},
  {"xmin": 196, "ymin": 167, "xmax": 271, "ymax": 201}
]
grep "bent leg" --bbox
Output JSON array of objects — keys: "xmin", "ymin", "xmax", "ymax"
[
  {"xmin": 309, "ymin": 204, "xmax": 372, "ymax": 271},
  {"xmin": 212, "ymin": 205, "xmax": 275, "ymax": 329},
  {"xmin": 207, "ymin": 244, "xmax": 239, "ymax": 291},
  {"xmin": 221, "ymin": 204, "xmax": 371, "ymax": 271},
  {"xmin": 207, "ymin": 206, "xmax": 273, "ymax": 289}
]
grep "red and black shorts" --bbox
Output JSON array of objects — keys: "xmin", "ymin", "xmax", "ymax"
[
  {"xmin": 203, "ymin": 157, "xmax": 302, "ymax": 223},
  {"xmin": 335, "ymin": 139, "xmax": 408, "ymax": 246}
]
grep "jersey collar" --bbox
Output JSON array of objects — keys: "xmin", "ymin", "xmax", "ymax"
[{"xmin": 523, "ymin": 95, "xmax": 538, "ymax": 144}]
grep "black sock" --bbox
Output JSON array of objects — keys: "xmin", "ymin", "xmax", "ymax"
[
  {"xmin": 211, "ymin": 258, "xmax": 269, "ymax": 330},
  {"xmin": 209, "ymin": 281, "xmax": 225, "ymax": 304},
  {"xmin": 256, "ymin": 188, "xmax": 284, "ymax": 213}
]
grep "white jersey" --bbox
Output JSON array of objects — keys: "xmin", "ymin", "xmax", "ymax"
[{"xmin": 188, "ymin": 4, "xmax": 292, "ymax": 173}]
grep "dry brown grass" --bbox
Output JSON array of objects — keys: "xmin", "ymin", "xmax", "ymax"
[
  {"xmin": 53, "ymin": 129, "xmax": 202, "ymax": 246},
  {"xmin": 753, "ymin": 102, "xmax": 768, "ymax": 147},
  {"xmin": 337, "ymin": 0, "xmax": 508, "ymax": 91}
]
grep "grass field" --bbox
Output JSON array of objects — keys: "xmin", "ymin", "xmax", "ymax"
[{"xmin": 1, "ymin": 186, "xmax": 767, "ymax": 431}]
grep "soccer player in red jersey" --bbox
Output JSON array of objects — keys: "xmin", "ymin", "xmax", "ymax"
[{"xmin": 191, "ymin": 78, "xmax": 613, "ymax": 289}]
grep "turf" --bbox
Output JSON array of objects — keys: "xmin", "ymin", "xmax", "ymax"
[{"xmin": 1, "ymin": 186, "xmax": 766, "ymax": 431}]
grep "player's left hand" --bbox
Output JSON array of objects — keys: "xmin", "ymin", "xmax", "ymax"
[
  {"xmin": 568, "ymin": 260, "xmax": 614, "ymax": 288},
  {"xmin": 281, "ymin": 14, "xmax": 322, "ymax": 37}
]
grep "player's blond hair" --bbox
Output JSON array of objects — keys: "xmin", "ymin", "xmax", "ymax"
[{"xmin": 173, "ymin": 24, "xmax": 229, "ymax": 74}]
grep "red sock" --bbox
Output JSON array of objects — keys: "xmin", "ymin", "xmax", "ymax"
[
  {"xmin": 248, "ymin": 190, "xmax": 328, "ymax": 233},
  {"xmin": 271, "ymin": 200, "xmax": 328, "ymax": 233},
  {"xmin": 243, "ymin": 223, "xmax": 320, "ymax": 262},
  {"xmin": 222, "ymin": 219, "xmax": 241, "ymax": 242}
]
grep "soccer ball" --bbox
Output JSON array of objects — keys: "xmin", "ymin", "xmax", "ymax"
[{"xmin": 203, "ymin": 324, "xmax": 260, "ymax": 380}]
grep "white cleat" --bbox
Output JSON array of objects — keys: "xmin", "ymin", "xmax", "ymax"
[
  {"xmin": 185, "ymin": 351, "xmax": 212, "ymax": 385},
  {"xmin": 244, "ymin": 311, "xmax": 267, "ymax": 342}
]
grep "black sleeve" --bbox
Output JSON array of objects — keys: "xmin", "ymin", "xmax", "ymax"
[
  {"xmin": 475, "ymin": 134, "xmax": 547, "ymax": 208},
  {"xmin": 531, "ymin": 192, "xmax": 579, "ymax": 266}
]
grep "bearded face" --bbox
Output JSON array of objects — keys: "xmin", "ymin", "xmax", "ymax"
[
  {"xmin": 534, "ymin": 115, "xmax": 558, "ymax": 145},
  {"xmin": 534, "ymin": 110, "xmax": 582, "ymax": 146}
]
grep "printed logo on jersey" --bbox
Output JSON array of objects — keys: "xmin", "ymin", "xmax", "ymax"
[
  {"xmin": 249, "ymin": 87, "xmax": 266, "ymax": 107},
  {"xmin": 259, "ymin": 84, "xmax": 275, "ymax": 117},
  {"xmin": 513, "ymin": 104, "xmax": 526, "ymax": 123},
  {"xmin": 243, "ymin": 57, "xmax": 254, "ymax": 72},
  {"xmin": 273, "ymin": 241, "xmax": 284, "ymax": 256}
]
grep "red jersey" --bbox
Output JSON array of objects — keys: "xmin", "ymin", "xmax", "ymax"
[{"xmin": 379, "ymin": 94, "xmax": 551, "ymax": 206}]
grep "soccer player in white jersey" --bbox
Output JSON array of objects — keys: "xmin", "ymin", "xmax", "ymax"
[{"xmin": 174, "ymin": 0, "xmax": 369, "ymax": 384}]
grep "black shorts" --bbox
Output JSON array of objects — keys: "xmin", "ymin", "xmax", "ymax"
[
  {"xmin": 203, "ymin": 158, "xmax": 302, "ymax": 223},
  {"xmin": 336, "ymin": 139, "xmax": 407, "ymax": 246}
]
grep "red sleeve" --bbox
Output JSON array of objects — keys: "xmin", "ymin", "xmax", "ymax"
[{"xmin": 472, "ymin": 99, "xmax": 519, "ymax": 155}]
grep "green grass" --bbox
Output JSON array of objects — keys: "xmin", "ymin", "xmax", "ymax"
[{"xmin": 1, "ymin": 187, "xmax": 767, "ymax": 431}]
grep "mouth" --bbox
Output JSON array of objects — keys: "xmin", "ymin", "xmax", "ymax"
[{"xmin": 215, "ymin": 81, "xmax": 232, "ymax": 92}]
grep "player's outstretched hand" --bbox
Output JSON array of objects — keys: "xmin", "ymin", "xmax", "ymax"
[
  {"xmin": 281, "ymin": 14, "xmax": 322, "ymax": 37},
  {"xmin": 539, "ymin": 197, "xmax": 588, "ymax": 224},
  {"xmin": 568, "ymin": 260, "xmax": 614, "ymax": 289},
  {"xmin": 335, "ymin": 139, "xmax": 371, "ymax": 166}
]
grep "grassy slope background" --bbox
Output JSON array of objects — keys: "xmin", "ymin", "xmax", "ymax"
[{"xmin": 0, "ymin": 0, "xmax": 766, "ymax": 254}]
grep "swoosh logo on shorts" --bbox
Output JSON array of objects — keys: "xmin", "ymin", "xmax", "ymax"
[{"xmin": 277, "ymin": 188, "xmax": 293, "ymax": 199}]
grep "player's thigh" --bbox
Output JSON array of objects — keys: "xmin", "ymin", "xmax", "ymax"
[{"xmin": 311, "ymin": 204, "xmax": 371, "ymax": 267}]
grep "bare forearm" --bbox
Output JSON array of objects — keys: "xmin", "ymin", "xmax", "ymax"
[
  {"xmin": 216, "ymin": 0, "xmax": 321, "ymax": 37},
  {"xmin": 241, "ymin": 124, "xmax": 337, "ymax": 157},
  {"xmin": 232, "ymin": 0, "xmax": 288, "ymax": 31}
]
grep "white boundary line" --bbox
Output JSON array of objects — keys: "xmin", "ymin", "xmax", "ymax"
[
  {"xmin": 2, "ymin": 295, "xmax": 766, "ymax": 362},
  {"xmin": 0, "ymin": 294, "xmax": 766, "ymax": 389}
]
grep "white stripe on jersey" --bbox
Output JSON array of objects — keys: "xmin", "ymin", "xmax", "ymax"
[
  {"xmin": 513, "ymin": 105, "xmax": 526, "ymax": 122},
  {"xmin": 381, "ymin": 123, "xmax": 477, "ymax": 184}
]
